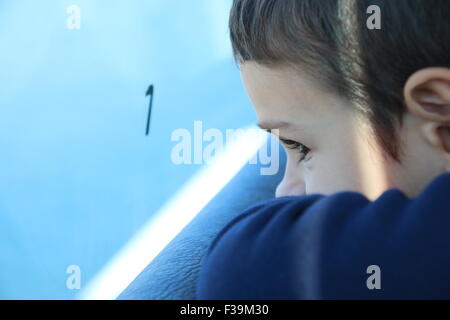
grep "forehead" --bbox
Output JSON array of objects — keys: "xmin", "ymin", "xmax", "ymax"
[{"xmin": 240, "ymin": 62, "xmax": 343, "ymax": 127}]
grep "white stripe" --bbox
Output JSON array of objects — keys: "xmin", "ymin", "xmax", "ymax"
[{"xmin": 77, "ymin": 126, "xmax": 267, "ymax": 300}]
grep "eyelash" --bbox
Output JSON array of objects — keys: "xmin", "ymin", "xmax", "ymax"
[{"xmin": 280, "ymin": 138, "xmax": 311, "ymax": 163}]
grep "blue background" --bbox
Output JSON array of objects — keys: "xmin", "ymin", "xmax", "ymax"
[{"xmin": 0, "ymin": 0, "xmax": 256, "ymax": 299}]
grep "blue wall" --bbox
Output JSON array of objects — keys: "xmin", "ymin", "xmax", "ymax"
[{"xmin": 0, "ymin": 0, "xmax": 256, "ymax": 299}]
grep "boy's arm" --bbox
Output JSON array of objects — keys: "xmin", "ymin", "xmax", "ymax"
[{"xmin": 196, "ymin": 173, "xmax": 450, "ymax": 299}]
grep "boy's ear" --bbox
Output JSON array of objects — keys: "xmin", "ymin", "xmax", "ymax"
[{"xmin": 404, "ymin": 67, "xmax": 450, "ymax": 157}]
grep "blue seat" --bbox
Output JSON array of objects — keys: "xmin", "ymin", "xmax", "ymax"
[{"xmin": 117, "ymin": 146, "xmax": 286, "ymax": 299}]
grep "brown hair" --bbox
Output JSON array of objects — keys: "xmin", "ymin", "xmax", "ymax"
[{"xmin": 229, "ymin": 0, "xmax": 450, "ymax": 161}]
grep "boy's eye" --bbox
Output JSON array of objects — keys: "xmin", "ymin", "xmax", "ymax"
[{"xmin": 279, "ymin": 138, "xmax": 311, "ymax": 163}]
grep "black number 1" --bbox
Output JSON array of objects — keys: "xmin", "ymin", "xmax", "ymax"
[{"xmin": 145, "ymin": 84, "xmax": 154, "ymax": 136}]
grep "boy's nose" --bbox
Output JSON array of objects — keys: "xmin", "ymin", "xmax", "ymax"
[{"xmin": 275, "ymin": 176, "xmax": 306, "ymax": 197}]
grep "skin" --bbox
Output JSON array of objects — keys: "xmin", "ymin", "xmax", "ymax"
[{"xmin": 240, "ymin": 62, "xmax": 450, "ymax": 200}]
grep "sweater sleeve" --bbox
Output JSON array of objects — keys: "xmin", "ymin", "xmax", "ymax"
[{"xmin": 196, "ymin": 173, "xmax": 450, "ymax": 299}]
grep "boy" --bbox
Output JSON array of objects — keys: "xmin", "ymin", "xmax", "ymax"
[{"xmin": 196, "ymin": 0, "xmax": 450, "ymax": 299}]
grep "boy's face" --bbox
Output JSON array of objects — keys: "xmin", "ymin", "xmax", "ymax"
[{"xmin": 240, "ymin": 62, "xmax": 444, "ymax": 200}]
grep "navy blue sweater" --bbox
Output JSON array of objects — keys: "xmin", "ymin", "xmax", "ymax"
[{"xmin": 196, "ymin": 172, "xmax": 450, "ymax": 299}]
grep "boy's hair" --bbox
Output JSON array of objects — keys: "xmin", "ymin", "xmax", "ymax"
[{"xmin": 229, "ymin": 0, "xmax": 450, "ymax": 161}]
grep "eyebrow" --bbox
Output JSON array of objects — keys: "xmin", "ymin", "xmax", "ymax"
[{"xmin": 257, "ymin": 121, "xmax": 293, "ymax": 131}]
